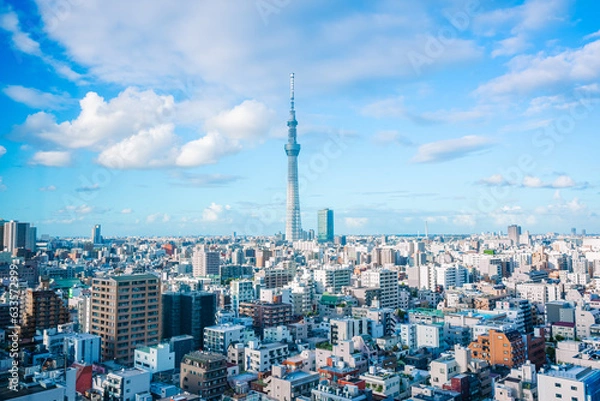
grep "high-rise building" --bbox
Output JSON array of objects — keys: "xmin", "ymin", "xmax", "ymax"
[
  {"xmin": 318, "ymin": 208, "xmax": 334, "ymax": 243},
  {"xmin": 285, "ymin": 73, "xmax": 302, "ymax": 242},
  {"xmin": 0, "ymin": 219, "xmax": 5, "ymax": 250},
  {"xmin": 3, "ymin": 221, "xmax": 34, "ymax": 253},
  {"xmin": 17, "ymin": 282, "xmax": 70, "ymax": 343},
  {"xmin": 508, "ymin": 224, "xmax": 521, "ymax": 245},
  {"xmin": 361, "ymin": 269, "xmax": 399, "ymax": 309},
  {"xmin": 162, "ymin": 291, "xmax": 216, "ymax": 349},
  {"xmin": 92, "ymin": 224, "xmax": 102, "ymax": 245},
  {"xmin": 192, "ymin": 246, "xmax": 220, "ymax": 277},
  {"xmin": 90, "ymin": 274, "xmax": 161, "ymax": 364}
]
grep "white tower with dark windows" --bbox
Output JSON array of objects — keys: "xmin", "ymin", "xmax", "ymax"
[{"xmin": 285, "ymin": 73, "xmax": 302, "ymax": 242}]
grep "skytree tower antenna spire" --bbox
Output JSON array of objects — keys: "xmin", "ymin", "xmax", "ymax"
[{"xmin": 285, "ymin": 73, "xmax": 302, "ymax": 242}]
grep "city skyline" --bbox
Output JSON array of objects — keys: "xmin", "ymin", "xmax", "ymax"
[{"xmin": 1, "ymin": 1, "xmax": 600, "ymax": 237}]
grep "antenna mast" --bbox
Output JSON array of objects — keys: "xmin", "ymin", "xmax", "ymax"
[{"xmin": 290, "ymin": 73, "xmax": 295, "ymax": 110}]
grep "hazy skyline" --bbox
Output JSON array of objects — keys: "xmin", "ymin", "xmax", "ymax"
[{"xmin": 1, "ymin": 0, "xmax": 600, "ymax": 237}]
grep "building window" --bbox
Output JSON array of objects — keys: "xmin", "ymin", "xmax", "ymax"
[
  {"xmin": 555, "ymin": 383, "xmax": 561, "ymax": 388},
  {"xmin": 571, "ymin": 386, "xmax": 577, "ymax": 391}
]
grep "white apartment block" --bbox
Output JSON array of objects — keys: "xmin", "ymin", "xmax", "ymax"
[{"xmin": 134, "ymin": 343, "xmax": 175, "ymax": 373}]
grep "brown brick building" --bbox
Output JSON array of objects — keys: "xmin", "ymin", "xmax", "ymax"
[
  {"xmin": 180, "ymin": 351, "xmax": 228, "ymax": 400},
  {"xmin": 17, "ymin": 285, "xmax": 70, "ymax": 343},
  {"xmin": 239, "ymin": 301, "xmax": 292, "ymax": 330},
  {"xmin": 90, "ymin": 274, "xmax": 161, "ymax": 364}
]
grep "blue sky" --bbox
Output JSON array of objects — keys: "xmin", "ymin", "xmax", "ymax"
[{"xmin": 1, "ymin": 0, "xmax": 600, "ymax": 237}]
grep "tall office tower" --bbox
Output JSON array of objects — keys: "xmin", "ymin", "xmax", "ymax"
[
  {"xmin": 3, "ymin": 221, "xmax": 16, "ymax": 252},
  {"xmin": 192, "ymin": 246, "xmax": 220, "ymax": 277},
  {"xmin": 17, "ymin": 282, "xmax": 70, "ymax": 343},
  {"xmin": 90, "ymin": 274, "xmax": 161, "ymax": 364},
  {"xmin": 0, "ymin": 219, "xmax": 5, "ymax": 250},
  {"xmin": 508, "ymin": 224, "xmax": 521, "ymax": 245},
  {"xmin": 285, "ymin": 73, "xmax": 302, "ymax": 242},
  {"xmin": 26, "ymin": 225, "xmax": 36, "ymax": 252},
  {"xmin": 162, "ymin": 291, "xmax": 216, "ymax": 349},
  {"xmin": 317, "ymin": 208, "xmax": 334, "ymax": 243},
  {"xmin": 3, "ymin": 221, "xmax": 31, "ymax": 253},
  {"xmin": 92, "ymin": 224, "xmax": 102, "ymax": 245}
]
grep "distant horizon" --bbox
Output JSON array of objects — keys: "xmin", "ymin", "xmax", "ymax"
[{"xmin": 1, "ymin": 1, "xmax": 599, "ymax": 237}]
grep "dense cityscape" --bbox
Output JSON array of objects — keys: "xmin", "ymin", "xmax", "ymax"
[
  {"xmin": 2, "ymin": 1, "xmax": 600, "ymax": 401},
  {"xmin": 2, "ymin": 219, "xmax": 600, "ymax": 401}
]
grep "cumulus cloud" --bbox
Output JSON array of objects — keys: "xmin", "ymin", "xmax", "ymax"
[
  {"xmin": 552, "ymin": 175, "xmax": 576, "ymax": 188},
  {"xmin": 121, "ymin": 208, "xmax": 133, "ymax": 214},
  {"xmin": 0, "ymin": 145, "xmax": 6, "ymax": 157},
  {"xmin": 411, "ymin": 135, "xmax": 493, "ymax": 163},
  {"xmin": 3, "ymin": 85, "xmax": 69, "ymax": 109},
  {"xmin": 202, "ymin": 203, "xmax": 232, "ymax": 222},
  {"xmin": 97, "ymin": 124, "xmax": 179, "ymax": 169},
  {"xmin": 30, "ymin": 150, "xmax": 71, "ymax": 167},
  {"xmin": 12, "ymin": 88, "xmax": 276, "ymax": 169},
  {"xmin": 15, "ymin": 88, "xmax": 175, "ymax": 150},
  {"xmin": 522, "ymin": 175, "xmax": 544, "ymax": 188}
]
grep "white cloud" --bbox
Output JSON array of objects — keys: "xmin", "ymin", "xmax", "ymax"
[
  {"xmin": 0, "ymin": 177, "xmax": 6, "ymax": 191},
  {"xmin": 362, "ymin": 96, "xmax": 406, "ymax": 118},
  {"xmin": 552, "ymin": 175, "xmax": 576, "ymax": 188},
  {"xmin": 146, "ymin": 213, "xmax": 171, "ymax": 223},
  {"xmin": 3, "ymin": 85, "xmax": 69, "ymax": 109},
  {"xmin": 345, "ymin": 217, "xmax": 368, "ymax": 228},
  {"xmin": 522, "ymin": 175, "xmax": 544, "ymax": 188},
  {"xmin": 206, "ymin": 100, "xmax": 276, "ymax": 141},
  {"xmin": 97, "ymin": 124, "xmax": 179, "ymax": 169},
  {"xmin": 58, "ymin": 204, "xmax": 95, "ymax": 216},
  {"xmin": 584, "ymin": 29, "xmax": 600, "ymax": 41},
  {"xmin": 30, "ymin": 151, "xmax": 71, "ymax": 167},
  {"xmin": 176, "ymin": 132, "xmax": 238, "ymax": 167},
  {"xmin": 0, "ymin": 11, "xmax": 41, "ymax": 56},
  {"xmin": 39, "ymin": 185, "xmax": 57, "ymax": 191},
  {"xmin": 453, "ymin": 214, "xmax": 476, "ymax": 227},
  {"xmin": 32, "ymin": 1, "xmax": 480, "ymax": 94},
  {"xmin": 13, "ymin": 88, "xmax": 275, "ymax": 169},
  {"xmin": 0, "ymin": 10, "xmax": 83, "ymax": 82},
  {"xmin": 491, "ymin": 35, "xmax": 530, "ymax": 58},
  {"xmin": 372, "ymin": 130, "xmax": 413, "ymax": 146},
  {"xmin": 16, "ymin": 88, "xmax": 175, "ymax": 150},
  {"xmin": 478, "ymin": 174, "xmax": 509, "ymax": 186},
  {"xmin": 524, "ymin": 95, "xmax": 565, "ymax": 115},
  {"xmin": 202, "ymin": 203, "xmax": 231, "ymax": 222},
  {"xmin": 535, "ymin": 196, "xmax": 588, "ymax": 216},
  {"xmin": 0, "ymin": 145, "xmax": 5, "ymax": 157},
  {"xmin": 475, "ymin": 39, "xmax": 600, "ymax": 97},
  {"xmin": 121, "ymin": 208, "xmax": 133, "ymax": 214},
  {"xmin": 411, "ymin": 135, "xmax": 493, "ymax": 163}
]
